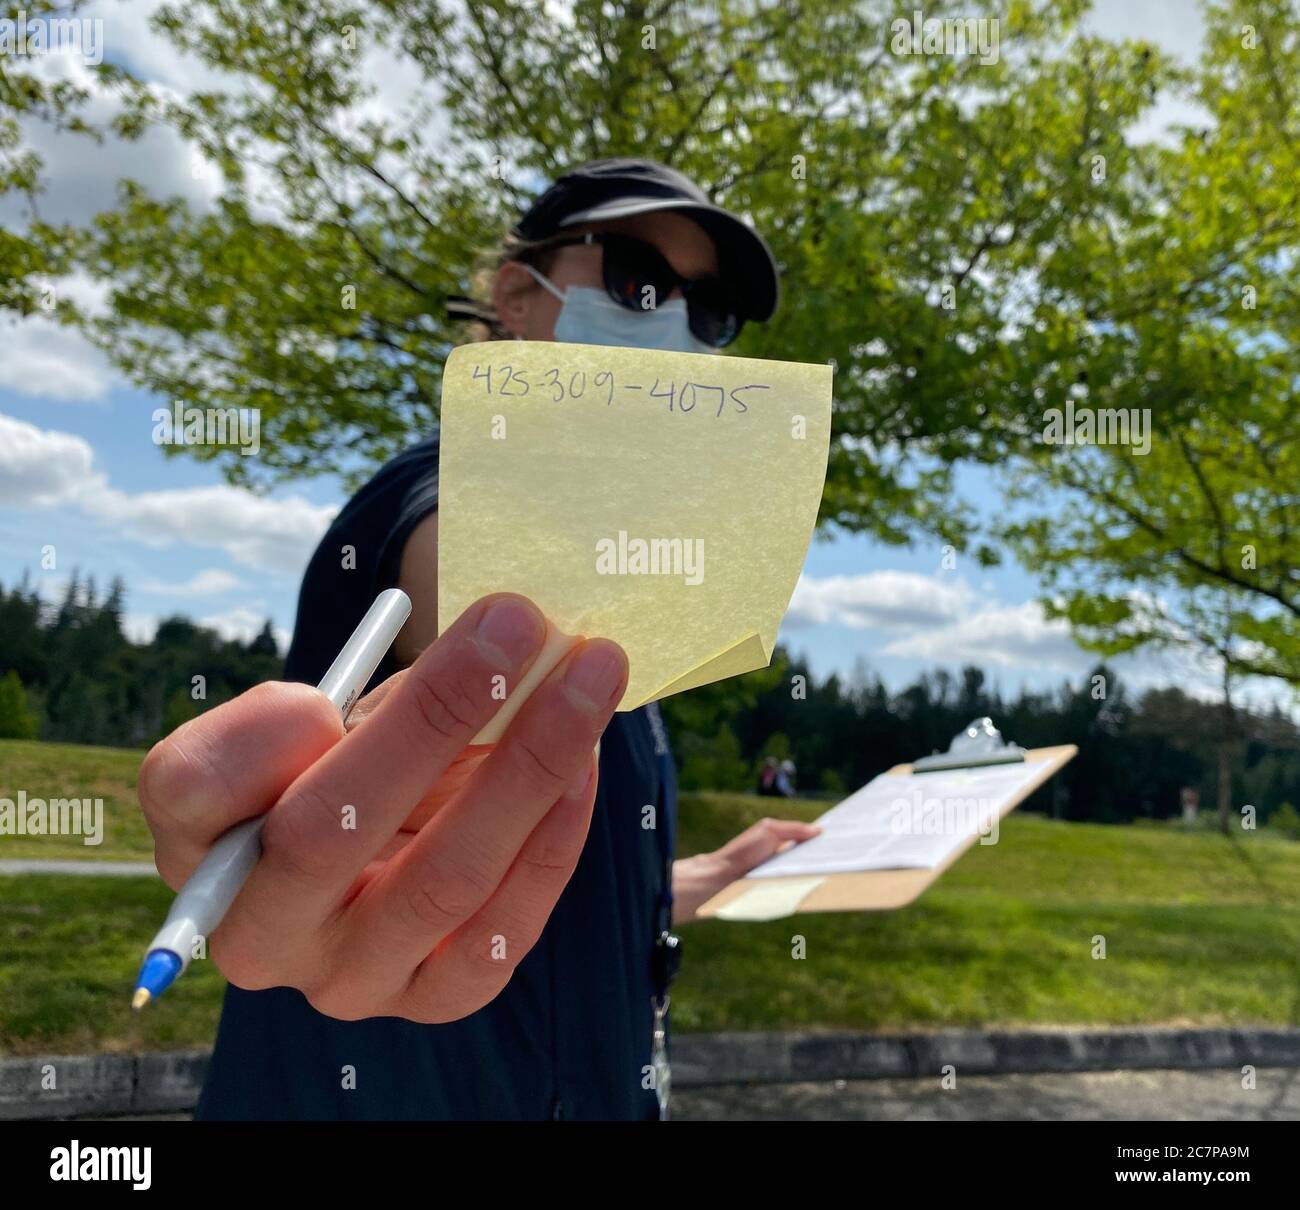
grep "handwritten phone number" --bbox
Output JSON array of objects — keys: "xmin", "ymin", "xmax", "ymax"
[{"xmin": 470, "ymin": 363, "xmax": 769, "ymax": 417}]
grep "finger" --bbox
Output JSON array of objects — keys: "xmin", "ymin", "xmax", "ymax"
[
  {"xmin": 339, "ymin": 670, "xmax": 490, "ymax": 834},
  {"xmin": 340, "ymin": 670, "xmax": 403, "ymax": 732},
  {"xmin": 338, "ymin": 637, "xmax": 626, "ymax": 989},
  {"xmin": 232, "ymin": 593, "xmax": 549, "ymax": 935},
  {"xmin": 138, "ymin": 682, "xmax": 343, "ymax": 889},
  {"xmin": 391, "ymin": 635, "xmax": 618, "ymax": 835},
  {"xmin": 720, "ymin": 818, "xmax": 821, "ymax": 870},
  {"xmin": 767, "ymin": 820, "xmax": 822, "ymax": 838},
  {"xmin": 395, "ymin": 753, "xmax": 599, "ymax": 1023}
]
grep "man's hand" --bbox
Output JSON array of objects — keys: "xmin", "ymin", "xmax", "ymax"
[
  {"xmin": 138, "ymin": 593, "xmax": 627, "ymax": 1024},
  {"xmin": 671, "ymin": 817, "xmax": 822, "ymax": 926}
]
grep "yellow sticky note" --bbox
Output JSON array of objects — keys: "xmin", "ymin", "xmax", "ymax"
[{"xmin": 437, "ymin": 341, "xmax": 832, "ymax": 711}]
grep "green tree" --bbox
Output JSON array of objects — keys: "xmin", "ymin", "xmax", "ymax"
[
  {"xmin": 1000, "ymin": 0, "xmax": 1300, "ymax": 690},
  {"xmin": 43, "ymin": 0, "xmax": 1300, "ymax": 708},
  {"xmin": 159, "ymin": 687, "xmax": 201, "ymax": 742},
  {"xmin": 818, "ymin": 767, "xmax": 846, "ymax": 796},
  {"xmin": 0, "ymin": 1, "xmax": 108, "ymax": 317},
  {"xmin": 0, "ymin": 669, "xmax": 39, "ymax": 739},
  {"xmin": 78, "ymin": 0, "xmax": 1174, "ymax": 554},
  {"xmin": 759, "ymin": 731, "xmax": 791, "ymax": 761},
  {"xmin": 679, "ymin": 723, "xmax": 750, "ymax": 792},
  {"xmin": 1271, "ymin": 802, "xmax": 1300, "ymax": 840}
]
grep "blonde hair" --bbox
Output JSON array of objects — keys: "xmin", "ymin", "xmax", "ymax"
[{"xmin": 451, "ymin": 230, "xmax": 564, "ymax": 342}]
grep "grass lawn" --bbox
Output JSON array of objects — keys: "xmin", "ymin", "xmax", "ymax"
[
  {"xmin": 0, "ymin": 874, "xmax": 228, "ymax": 1056},
  {"xmin": 2, "ymin": 739, "xmax": 1300, "ymax": 1055},
  {"xmin": 0, "ymin": 738, "xmax": 153, "ymax": 860}
]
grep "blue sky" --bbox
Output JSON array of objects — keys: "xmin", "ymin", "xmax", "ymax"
[{"xmin": 1, "ymin": 0, "xmax": 1247, "ymax": 709}]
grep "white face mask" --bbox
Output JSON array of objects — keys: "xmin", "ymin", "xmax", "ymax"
[{"xmin": 520, "ymin": 263, "xmax": 711, "ymax": 354}]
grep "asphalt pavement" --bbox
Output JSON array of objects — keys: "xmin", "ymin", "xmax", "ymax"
[{"xmin": 671, "ymin": 1067, "xmax": 1300, "ymax": 1120}]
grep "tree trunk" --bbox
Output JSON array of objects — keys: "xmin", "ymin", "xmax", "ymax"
[
  {"xmin": 1217, "ymin": 744, "xmax": 1232, "ymax": 836},
  {"xmin": 1218, "ymin": 657, "xmax": 1236, "ymax": 837}
]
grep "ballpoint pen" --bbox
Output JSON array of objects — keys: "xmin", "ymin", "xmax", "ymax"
[{"xmin": 131, "ymin": 588, "xmax": 412, "ymax": 1009}]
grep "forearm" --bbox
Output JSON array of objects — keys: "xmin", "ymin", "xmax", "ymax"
[{"xmin": 670, "ymin": 854, "xmax": 725, "ymax": 927}]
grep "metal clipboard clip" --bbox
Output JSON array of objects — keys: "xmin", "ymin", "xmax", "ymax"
[{"xmin": 911, "ymin": 716, "xmax": 1026, "ymax": 773}]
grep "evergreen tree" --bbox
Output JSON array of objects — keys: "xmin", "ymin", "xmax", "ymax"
[{"xmin": 0, "ymin": 669, "xmax": 39, "ymax": 740}]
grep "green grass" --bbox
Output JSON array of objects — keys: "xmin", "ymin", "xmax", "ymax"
[
  {"xmin": 2, "ymin": 740, "xmax": 1300, "ymax": 1055},
  {"xmin": 0, "ymin": 738, "xmax": 153, "ymax": 860},
  {"xmin": 674, "ymin": 794, "xmax": 1300, "ymax": 1033},
  {"xmin": 0, "ymin": 874, "xmax": 227, "ymax": 1056}
]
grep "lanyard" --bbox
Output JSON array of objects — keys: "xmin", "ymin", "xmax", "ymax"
[
  {"xmin": 643, "ymin": 701, "xmax": 680, "ymax": 1121},
  {"xmin": 643, "ymin": 702, "xmax": 681, "ymax": 1000}
]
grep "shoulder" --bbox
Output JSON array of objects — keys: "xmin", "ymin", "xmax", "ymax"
[
  {"xmin": 328, "ymin": 435, "xmax": 440, "ymax": 543},
  {"xmin": 315, "ymin": 434, "xmax": 439, "ymax": 584},
  {"xmin": 285, "ymin": 434, "xmax": 440, "ymax": 682}
]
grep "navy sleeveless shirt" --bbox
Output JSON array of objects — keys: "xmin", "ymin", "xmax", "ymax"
[{"xmin": 196, "ymin": 436, "xmax": 677, "ymax": 1120}]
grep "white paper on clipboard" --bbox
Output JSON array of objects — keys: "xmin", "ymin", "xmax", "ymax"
[{"xmin": 747, "ymin": 759, "xmax": 1055, "ymax": 880}]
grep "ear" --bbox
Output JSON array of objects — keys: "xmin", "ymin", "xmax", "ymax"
[{"xmin": 492, "ymin": 262, "xmax": 538, "ymax": 338}]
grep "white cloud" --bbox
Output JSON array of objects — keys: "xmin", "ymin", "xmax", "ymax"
[
  {"xmin": 198, "ymin": 606, "xmax": 291, "ymax": 653},
  {"xmin": 123, "ymin": 606, "xmax": 289, "ymax": 653},
  {"xmin": 89, "ymin": 483, "xmax": 335, "ymax": 570},
  {"xmin": 0, "ymin": 413, "xmax": 101, "ymax": 504},
  {"xmin": 47, "ymin": 270, "xmax": 113, "ymax": 318},
  {"xmin": 785, "ymin": 570, "xmax": 977, "ymax": 631},
  {"xmin": 0, "ymin": 411, "xmax": 337, "ymax": 572},
  {"xmin": 0, "ymin": 271, "xmax": 124, "ymax": 408},
  {"xmin": 881, "ymin": 599, "xmax": 1083, "ymax": 673},
  {"xmin": 122, "ymin": 611, "xmax": 160, "ymax": 645},
  {"xmin": 0, "ymin": 312, "xmax": 120, "ymax": 403},
  {"xmin": 1084, "ymin": 0, "xmax": 1204, "ymax": 65},
  {"xmin": 785, "ymin": 571, "xmax": 1090, "ymax": 677},
  {"xmin": 85, "ymin": 1, "xmax": 234, "ymax": 95},
  {"xmin": 138, "ymin": 568, "xmax": 243, "ymax": 596},
  {"xmin": 0, "ymin": 22, "xmax": 220, "ymax": 230}
]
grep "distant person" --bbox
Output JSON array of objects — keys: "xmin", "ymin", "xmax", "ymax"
[
  {"xmin": 775, "ymin": 758, "xmax": 797, "ymax": 798},
  {"xmin": 758, "ymin": 756, "xmax": 779, "ymax": 796}
]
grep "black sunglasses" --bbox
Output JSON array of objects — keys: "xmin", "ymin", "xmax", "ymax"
[{"xmin": 521, "ymin": 231, "xmax": 743, "ymax": 348}]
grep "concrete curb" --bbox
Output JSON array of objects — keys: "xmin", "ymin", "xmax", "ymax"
[
  {"xmin": 0, "ymin": 1050, "xmax": 209, "ymax": 1120},
  {"xmin": 671, "ymin": 1027, "xmax": 1300, "ymax": 1085},
  {"xmin": 5, "ymin": 1027, "xmax": 1300, "ymax": 1119}
]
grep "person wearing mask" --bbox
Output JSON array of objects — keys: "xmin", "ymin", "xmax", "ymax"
[{"xmin": 140, "ymin": 158, "xmax": 819, "ymax": 1121}]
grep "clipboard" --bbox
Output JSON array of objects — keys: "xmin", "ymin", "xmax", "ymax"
[{"xmin": 696, "ymin": 744, "xmax": 1077, "ymax": 921}]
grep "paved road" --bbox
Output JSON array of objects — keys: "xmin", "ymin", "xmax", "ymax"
[
  {"xmin": 0, "ymin": 860, "xmax": 157, "ymax": 876},
  {"xmin": 672, "ymin": 1067, "xmax": 1300, "ymax": 1120},
  {"xmin": 84, "ymin": 1068, "xmax": 1300, "ymax": 1121}
]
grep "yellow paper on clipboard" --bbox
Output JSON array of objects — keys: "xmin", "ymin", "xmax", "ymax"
[{"xmin": 437, "ymin": 341, "xmax": 832, "ymax": 710}]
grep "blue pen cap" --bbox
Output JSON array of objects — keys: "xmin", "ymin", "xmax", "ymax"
[{"xmin": 134, "ymin": 949, "xmax": 184, "ymax": 999}]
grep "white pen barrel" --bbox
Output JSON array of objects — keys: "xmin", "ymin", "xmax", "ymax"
[
  {"xmin": 318, "ymin": 588, "xmax": 412, "ymax": 715},
  {"xmin": 149, "ymin": 816, "xmax": 265, "ymax": 969}
]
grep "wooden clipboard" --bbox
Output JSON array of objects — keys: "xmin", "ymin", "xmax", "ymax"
[{"xmin": 696, "ymin": 744, "xmax": 1077, "ymax": 919}]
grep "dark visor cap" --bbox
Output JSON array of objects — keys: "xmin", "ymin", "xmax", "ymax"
[{"xmin": 512, "ymin": 158, "xmax": 780, "ymax": 323}]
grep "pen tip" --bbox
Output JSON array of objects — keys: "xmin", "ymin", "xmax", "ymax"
[{"xmin": 131, "ymin": 988, "xmax": 151, "ymax": 1012}]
